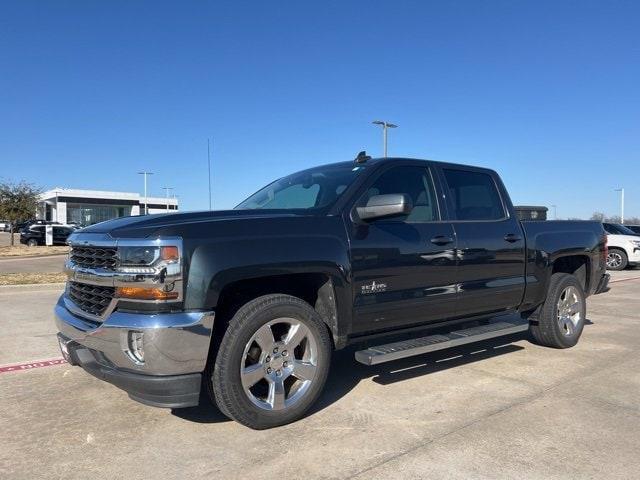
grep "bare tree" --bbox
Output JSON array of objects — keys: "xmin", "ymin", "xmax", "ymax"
[
  {"xmin": 590, "ymin": 212, "xmax": 640, "ymax": 225},
  {"xmin": 0, "ymin": 181, "xmax": 41, "ymax": 246}
]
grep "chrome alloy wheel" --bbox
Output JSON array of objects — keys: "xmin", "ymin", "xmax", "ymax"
[
  {"xmin": 606, "ymin": 251, "xmax": 623, "ymax": 269},
  {"xmin": 240, "ymin": 318, "xmax": 318, "ymax": 411},
  {"xmin": 556, "ymin": 286, "xmax": 583, "ymax": 336}
]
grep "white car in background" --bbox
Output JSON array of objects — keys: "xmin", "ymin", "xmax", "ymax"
[{"xmin": 603, "ymin": 223, "xmax": 640, "ymax": 270}]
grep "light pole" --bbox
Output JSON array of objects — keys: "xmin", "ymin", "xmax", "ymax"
[
  {"xmin": 615, "ymin": 188, "xmax": 625, "ymax": 224},
  {"xmin": 372, "ymin": 120, "xmax": 398, "ymax": 157},
  {"xmin": 162, "ymin": 187, "xmax": 173, "ymax": 213},
  {"xmin": 137, "ymin": 171, "xmax": 154, "ymax": 215},
  {"xmin": 207, "ymin": 138, "xmax": 213, "ymax": 211},
  {"xmin": 551, "ymin": 204, "xmax": 557, "ymax": 220}
]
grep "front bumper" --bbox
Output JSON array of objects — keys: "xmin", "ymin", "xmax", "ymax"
[
  {"xmin": 55, "ymin": 295, "xmax": 214, "ymax": 408},
  {"xmin": 629, "ymin": 248, "xmax": 640, "ymax": 265}
]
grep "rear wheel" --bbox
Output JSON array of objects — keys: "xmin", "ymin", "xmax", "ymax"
[
  {"xmin": 27, "ymin": 238, "xmax": 38, "ymax": 247},
  {"xmin": 606, "ymin": 248, "xmax": 628, "ymax": 271},
  {"xmin": 530, "ymin": 273, "xmax": 586, "ymax": 348},
  {"xmin": 208, "ymin": 294, "xmax": 332, "ymax": 429}
]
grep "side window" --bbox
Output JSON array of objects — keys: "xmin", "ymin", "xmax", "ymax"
[
  {"xmin": 359, "ymin": 166, "xmax": 439, "ymax": 222},
  {"xmin": 443, "ymin": 169, "xmax": 505, "ymax": 221}
]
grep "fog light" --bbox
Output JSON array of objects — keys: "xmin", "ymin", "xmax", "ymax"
[{"xmin": 127, "ymin": 331, "xmax": 145, "ymax": 364}]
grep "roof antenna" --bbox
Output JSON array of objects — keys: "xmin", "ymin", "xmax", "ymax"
[{"xmin": 354, "ymin": 151, "xmax": 371, "ymax": 164}]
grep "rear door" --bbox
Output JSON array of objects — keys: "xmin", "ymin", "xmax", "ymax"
[
  {"xmin": 348, "ymin": 163, "xmax": 458, "ymax": 334},
  {"xmin": 439, "ymin": 167, "xmax": 526, "ymax": 317}
]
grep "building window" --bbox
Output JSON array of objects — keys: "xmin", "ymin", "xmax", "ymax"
[{"xmin": 67, "ymin": 204, "xmax": 131, "ymax": 227}]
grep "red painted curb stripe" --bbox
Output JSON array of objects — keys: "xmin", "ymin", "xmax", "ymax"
[{"xmin": 0, "ymin": 358, "xmax": 66, "ymax": 374}]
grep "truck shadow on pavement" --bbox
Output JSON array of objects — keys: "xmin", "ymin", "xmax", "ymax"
[
  {"xmin": 174, "ymin": 328, "xmax": 574, "ymax": 424},
  {"xmin": 173, "ymin": 320, "xmax": 595, "ymax": 424}
]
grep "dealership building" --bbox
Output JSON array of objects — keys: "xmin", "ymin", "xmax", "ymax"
[{"xmin": 37, "ymin": 188, "xmax": 179, "ymax": 226}]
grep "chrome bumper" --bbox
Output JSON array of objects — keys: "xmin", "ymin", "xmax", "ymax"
[{"xmin": 54, "ymin": 295, "xmax": 215, "ymax": 376}]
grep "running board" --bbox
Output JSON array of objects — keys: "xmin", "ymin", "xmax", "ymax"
[{"xmin": 355, "ymin": 319, "xmax": 530, "ymax": 366}]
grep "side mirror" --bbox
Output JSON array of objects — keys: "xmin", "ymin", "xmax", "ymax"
[{"xmin": 356, "ymin": 194, "xmax": 413, "ymax": 221}]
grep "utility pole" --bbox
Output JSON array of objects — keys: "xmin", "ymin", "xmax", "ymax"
[
  {"xmin": 137, "ymin": 171, "xmax": 154, "ymax": 215},
  {"xmin": 207, "ymin": 138, "xmax": 212, "ymax": 211},
  {"xmin": 551, "ymin": 204, "xmax": 557, "ymax": 220},
  {"xmin": 372, "ymin": 120, "xmax": 398, "ymax": 157},
  {"xmin": 615, "ymin": 188, "xmax": 625, "ymax": 224},
  {"xmin": 162, "ymin": 187, "xmax": 173, "ymax": 213}
]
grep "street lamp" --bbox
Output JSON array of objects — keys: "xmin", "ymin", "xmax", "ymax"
[
  {"xmin": 137, "ymin": 171, "xmax": 154, "ymax": 215},
  {"xmin": 615, "ymin": 188, "xmax": 625, "ymax": 224},
  {"xmin": 551, "ymin": 204, "xmax": 557, "ymax": 220},
  {"xmin": 162, "ymin": 187, "xmax": 173, "ymax": 213},
  {"xmin": 372, "ymin": 120, "xmax": 398, "ymax": 157}
]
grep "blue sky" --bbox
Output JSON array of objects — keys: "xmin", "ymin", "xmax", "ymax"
[{"xmin": 1, "ymin": 1, "xmax": 638, "ymax": 219}]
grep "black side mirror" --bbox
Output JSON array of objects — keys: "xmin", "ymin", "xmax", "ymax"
[{"xmin": 356, "ymin": 194, "xmax": 413, "ymax": 221}]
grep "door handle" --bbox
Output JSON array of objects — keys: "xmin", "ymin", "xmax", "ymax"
[
  {"xmin": 430, "ymin": 235, "xmax": 454, "ymax": 246},
  {"xmin": 504, "ymin": 233, "xmax": 522, "ymax": 243}
]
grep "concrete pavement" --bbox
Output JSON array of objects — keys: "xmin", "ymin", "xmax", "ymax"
[{"xmin": 1, "ymin": 272, "xmax": 639, "ymax": 479}]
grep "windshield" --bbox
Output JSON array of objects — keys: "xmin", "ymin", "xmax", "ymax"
[{"xmin": 235, "ymin": 163, "xmax": 366, "ymax": 211}]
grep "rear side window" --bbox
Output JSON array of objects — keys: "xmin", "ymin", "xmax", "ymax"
[{"xmin": 443, "ymin": 169, "xmax": 505, "ymax": 221}]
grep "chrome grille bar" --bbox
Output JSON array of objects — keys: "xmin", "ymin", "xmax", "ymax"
[{"xmin": 70, "ymin": 246, "xmax": 117, "ymax": 270}]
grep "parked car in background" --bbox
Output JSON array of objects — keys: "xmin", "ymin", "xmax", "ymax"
[
  {"xmin": 625, "ymin": 225, "xmax": 640, "ymax": 235},
  {"xmin": 603, "ymin": 223, "xmax": 640, "ymax": 270},
  {"xmin": 0, "ymin": 220, "xmax": 10, "ymax": 232},
  {"xmin": 19, "ymin": 224, "xmax": 74, "ymax": 246}
]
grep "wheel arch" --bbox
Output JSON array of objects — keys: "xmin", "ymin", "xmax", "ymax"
[
  {"xmin": 210, "ymin": 271, "xmax": 348, "ymax": 351},
  {"xmin": 551, "ymin": 254, "xmax": 591, "ymax": 292}
]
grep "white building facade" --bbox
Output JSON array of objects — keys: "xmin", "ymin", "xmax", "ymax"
[{"xmin": 38, "ymin": 188, "xmax": 178, "ymax": 227}]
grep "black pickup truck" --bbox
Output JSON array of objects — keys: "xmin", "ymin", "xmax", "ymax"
[{"xmin": 55, "ymin": 156, "xmax": 609, "ymax": 429}]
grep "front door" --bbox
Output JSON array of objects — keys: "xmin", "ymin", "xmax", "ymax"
[{"xmin": 349, "ymin": 164, "xmax": 458, "ymax": 335}]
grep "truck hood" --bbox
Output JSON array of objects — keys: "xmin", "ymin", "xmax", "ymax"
[{"xmin": 78, "ymin": 209, "xmax": 304, "ymax": 237}]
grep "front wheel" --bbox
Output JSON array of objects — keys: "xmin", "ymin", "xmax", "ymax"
[
  {"xmin": 27, "ymin": 238, "xmax": 38, "ymax": 247},
  {"xmin": 606, "ymin": 249, "xmax": 628, "ymax": 271},
  {"xmin": 530, "ymin": 273, "xmax": 586, "ymax": 348},
  {"xmin": 208, "ymin": 294, "xmax": 332, "ymax": 429}
]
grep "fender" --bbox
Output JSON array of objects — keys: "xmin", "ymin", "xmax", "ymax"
[
  {"xmin": 181, "ymin": 215, "xmax": 353, "ymax": 343},
  {"xmin": 520, "ymin": 223, "xmax": 601, "ymax": 310}
]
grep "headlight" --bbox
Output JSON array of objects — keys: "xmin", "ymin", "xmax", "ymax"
[
  {"xmin": 117, "ymin": 246, "xmax": 179, "ymax": 272},
  {"xmin": 630, "ymin": 240, "xmax": 640, "ymax": 248},
  {"xmin": 115, "ymin": 244, "xmax": 182, "ymax": 301},
  {"xmin": 118, "ymin": 246, "xmax": 160, "ymax": 266}
]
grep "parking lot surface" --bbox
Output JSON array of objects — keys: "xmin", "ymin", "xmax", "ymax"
[{"xmin": 1, "ymin": 271, "xmax": 639, "ymax": 479}]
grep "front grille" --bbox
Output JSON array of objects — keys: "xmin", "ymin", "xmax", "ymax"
[
  {"xmin": 70, "ymin": 246, "xmax": 117, "ymax": 270},
  {"xmin": 68, "ymin": 282, "xmax": 115, "ymax": 317}
]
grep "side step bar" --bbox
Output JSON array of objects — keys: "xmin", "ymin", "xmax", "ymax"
[{"xmin": 355, "ymin": 319, "xmax": 530, "ymax": 366}]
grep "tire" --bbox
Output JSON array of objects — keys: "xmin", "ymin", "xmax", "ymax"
[
  {"xmin": 530, "ymin": 273, "xmax": 586, "ymax": 349},
  {"xmin": 207, "ymin": 294, "xmax": 332, "ymax": 429},
  {"xmin": 27, "ymin": 238, "xmax": 38, "ymax": 247},
  {"xmin": 606, "ymin": 248, "xmax": 628, "ymax": 271}
]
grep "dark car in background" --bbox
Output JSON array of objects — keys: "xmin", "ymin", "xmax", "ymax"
[{"xmin": 20, "ymin": 225, "xmax": 74, "ymax": 246}]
